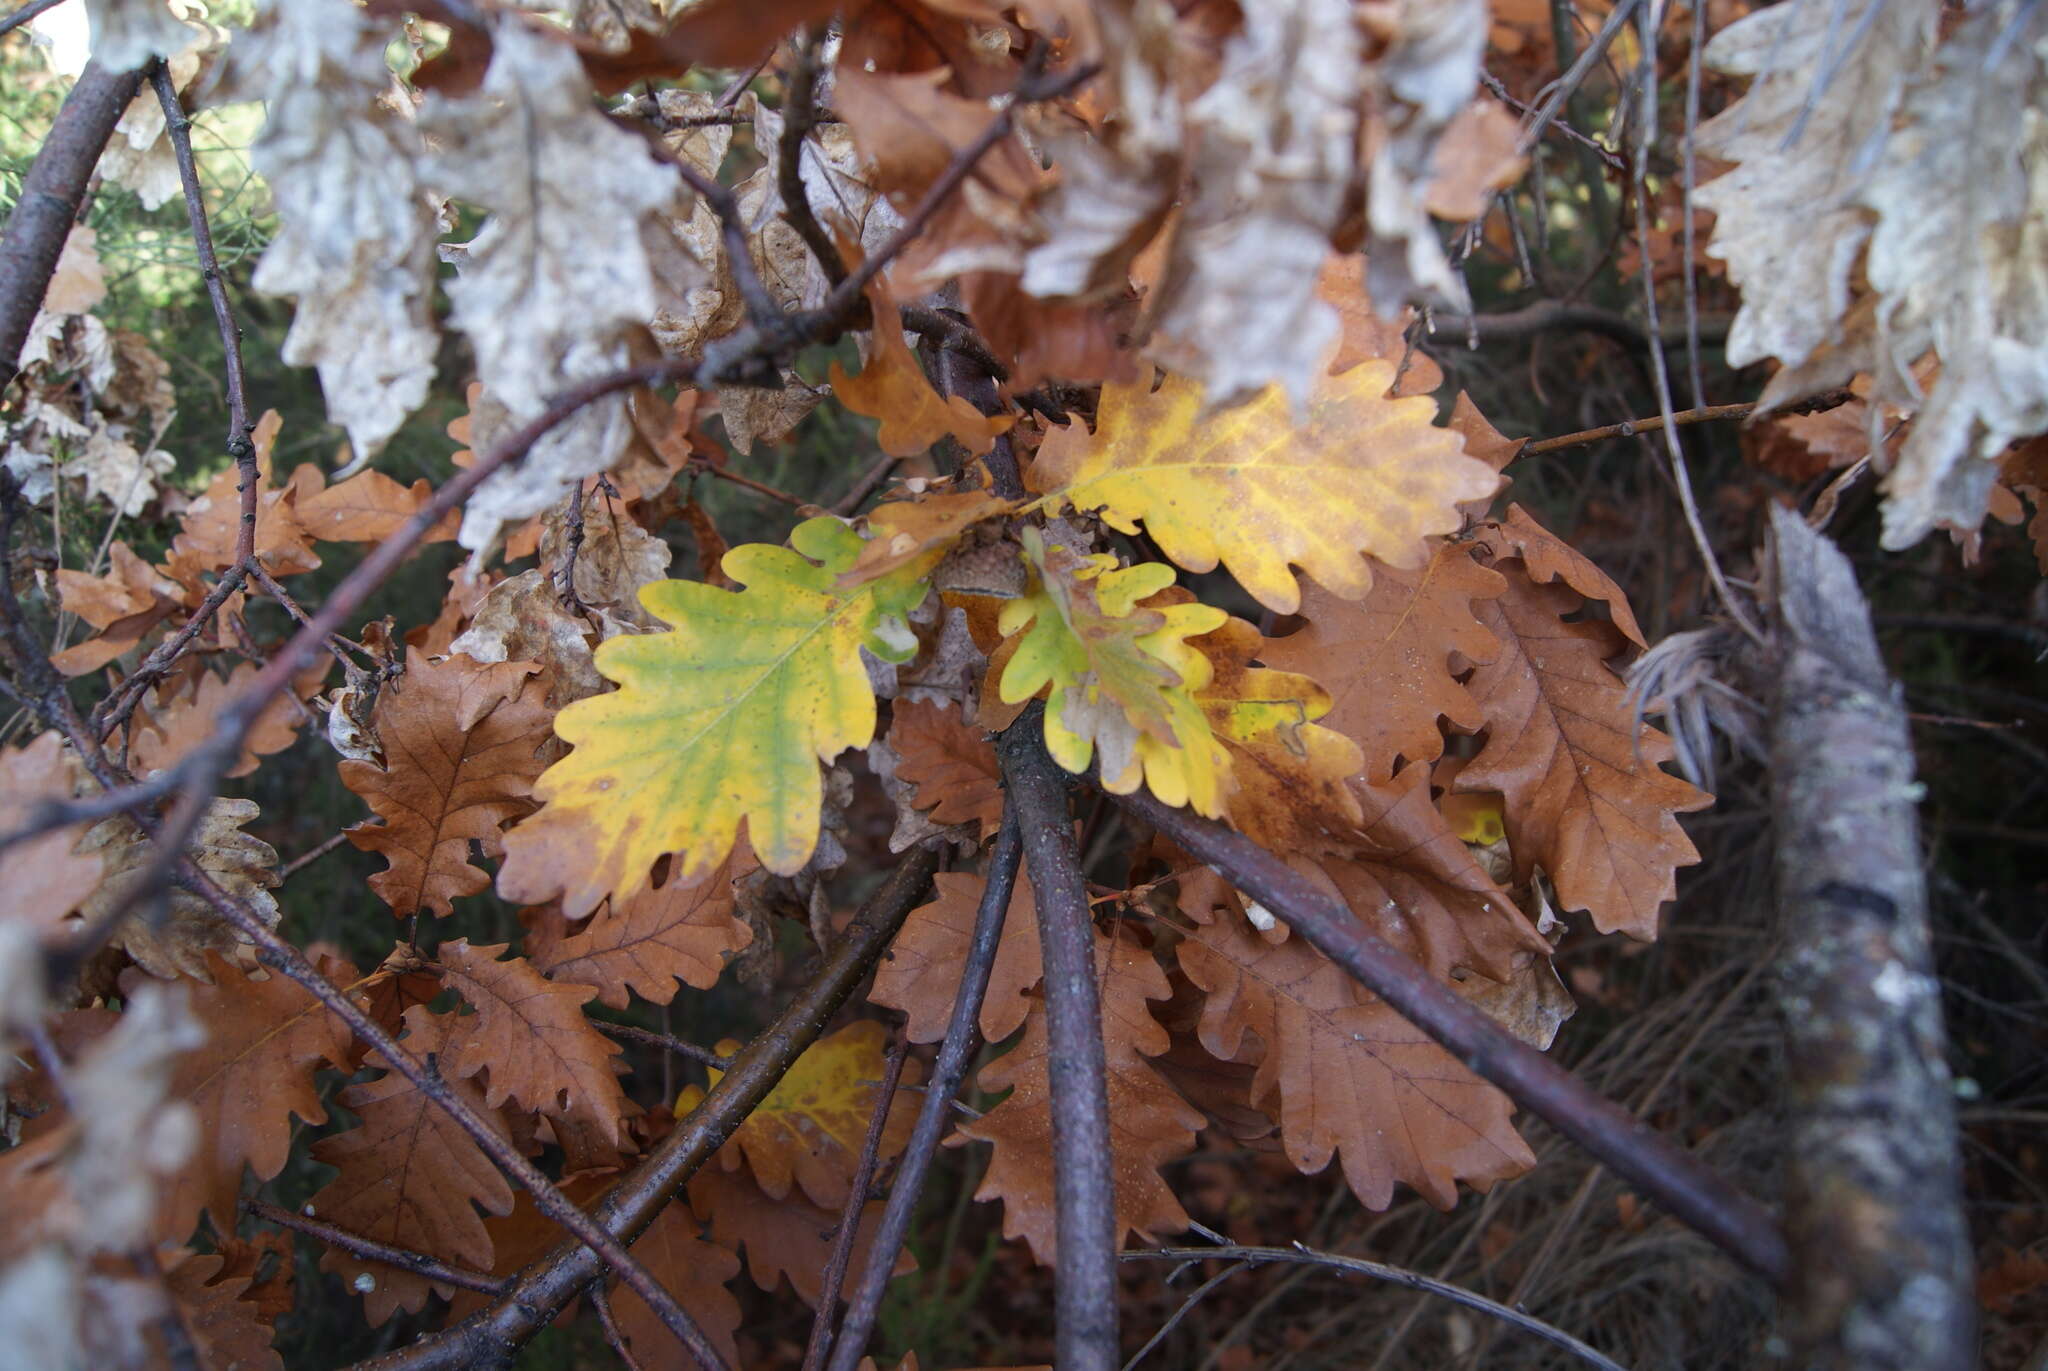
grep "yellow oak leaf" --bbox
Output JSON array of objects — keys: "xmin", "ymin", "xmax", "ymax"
[
  {"xmin": 673, "ymin": 1020, "xmax": 918, "ymax": 1209},
  {"xmin": 498, "ymin": 517, "xmax": 930, "ymax": 917},
  {"xmin": 997, "ymin": 530, "xmax": 1232, "ymax": 816},
  {"xmin": 1027, "ymin": 359, "xmax": 1500, "ymax": 614}
]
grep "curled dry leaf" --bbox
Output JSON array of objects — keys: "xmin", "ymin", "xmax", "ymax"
[
  {"xmin": 341, "ymin": 652, "xmax": 552, "ymax": 919},
  {"xmin": 1029, "ymin": 358, "xmax": 1499, "ymax": 615},
  {"xmin": 0, "ymin": 733, "xmax": 104, "ymax": 933},
  {"xmin": 154, "ymin": 953, "xmax": 357, "ymax": 1244},
  {"xmin": 884, "ymin": 698, "xmax": 1006, "ymax": 841},
  {"xmin": 686, "ymin": 1164, "xmax": 914, "ymax": 1308},
  {"xmin": 953, "ymin": 928, "xmax": 1204, "ymax": 1262},
  {"xmin": 76, "ymin": 799, "xmax": 280, "ymax": 982}
]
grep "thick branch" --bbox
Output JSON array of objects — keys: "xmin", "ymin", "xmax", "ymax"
[
  {"xmin": 826, "ymin": 812, "xmax": 1022, "ymax": 1371},
  {"xmin": 348, "ymin": 843, "xmax": 943, "ymax": 1371},
  {"xmin": 1762, "ymin": 506, "xmax": 1974, "ymax": 1370},
  {"xmin": 0, "ymin": 59, "xmax": 145, "ymax": 389},
  {"xmin": 998, "ymin": 707, "xmax": 1119, "ymax": 1371},
  {"xmin": 1114, "ymin": 785, "xmax": 1793, "ymax": 1287}
]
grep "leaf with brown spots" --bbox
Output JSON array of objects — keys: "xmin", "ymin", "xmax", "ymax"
[
  {"xmin": 952, "ymin": 929, "xmax": 1203, "ymax": 1262},
  {"xmin": 341, "ymin": 651, "xmax": 552, "ymax": 919},
  {"xmin": 435, "ymin": 939, "xmax": 630, "ymax": 1148},
  {"xmin": 1453, "ymin": 560, "xmax": 1711, "ymax": 938}
]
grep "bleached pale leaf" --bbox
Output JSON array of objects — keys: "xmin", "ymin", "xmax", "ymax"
[
  {"xmin": 82, "ymin": 0, "xmax": 191, "ymax": 74},
  {"xmin": 1841, "ymin": 1, "xmax": 2048, "ymax": 546},
  {"xmin": 66, "ymin": 983, "xmax": 204, "ymax": 1249},
  {"xmin": 221, "ymin": 0, "xmax": 440, "ymax": 465},
  {"xmin": 420, "ymin": 21, "xmax": 693, "ymax": 551},
  {"xmin": 66, "ymin": 422, "xmax": 173, "ymax": 516},
  {"xmin": 1694, "ymin": 0, "xmax": 1936, "ymax": 373}
]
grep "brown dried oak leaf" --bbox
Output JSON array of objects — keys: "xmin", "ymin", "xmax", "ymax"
[
  {"xmin": 1177, "ymin": 908, "xmax": 1535, "ymax": 1210},
  {"xmin": 341, "ymin": 651, "xmax": 552, "ymax": 919},
  {"xmin": 154, "ymin": 1251, "xmax": 284, "ymax": 1371},
  {"xmin": 869, "ymin": 869, "xmax": 1044, "ymax": 1045},
  {"xmin": 156, "ymin": 953, "xmax": 356, "ymax": 1244},
  {"xmin": 307, "ymin": 1007, "xmax": 516, "ymax": 1325},
  {"xmin": 1453, "ymin": 559, "xmax": 1710, "ymax": 939},
  {"xmin": 885, "ymin": 699, "xmax": 1006, "ymax": 841},
  {"xmin": 77, "ymin": 798, "xmax": 279, "ymax": 981},
  {"xmin": 0, "ymin": 732, "xmax": 103, "ymax": 930},
  {"xmin": 610, "ymin": 1200, "xmax": 744, "ymax": 1370},
  {"xmin": 952, "ymin": 929, "xmax": 1204, "ymax": 1262},
  {"xmin": 686, "ymin": 1164, "xmax": 913, "ymax": 1308},
  {"xmin": 1260, "ymin": 541, "xmax": 1506, "ymax": 784},
  {"xmin": 436, "ymin": 939, "xmax": 631, "ymax": 1149},
  {"xmin": 528, "ymin": 842, "xmax": 758, "ymax": 1008}
]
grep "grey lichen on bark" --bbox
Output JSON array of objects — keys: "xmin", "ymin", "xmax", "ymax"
[{"xmin": 1764, "ymin": 505, "xmax": 1974, "ymax": 1371}]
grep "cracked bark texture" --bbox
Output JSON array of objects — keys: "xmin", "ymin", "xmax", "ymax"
[{"xmin": 1765, "ymin": 505, "xmax": 1973, "ymax": 1371}]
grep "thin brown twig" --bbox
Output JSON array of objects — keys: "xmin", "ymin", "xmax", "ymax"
[
  {"xmin": 825, "ymin": 813, "xmax": 1021, "ymax": 1371},
  {"xmin": 803, "ymin": 1029, "xmax": 909, "ymax": 1371},
  {"xmin": 693, "ymin": 456, "xmax": 812, "ymax": 508},
  {"xmin": 280, "ymin": 831, "xmax": 350, "ymax": 881},
  {"xmin": 1122, "ymin": 1247, "xmax": 1630, "ymax": 1371},
  {"xmin": 244, "ymin": 1200, "xmax": 507, "ymax": 1298},
  {"xmin": 594, "ymin": 1020, "xmax": 734, "ymax": 1070},
  {"xmin": 590, "ymin": 1282, "xmax": 652, "ymax": 1371}
]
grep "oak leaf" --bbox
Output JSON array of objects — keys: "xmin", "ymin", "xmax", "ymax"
[
  {"xmin": 997, "ymin": 530, "xmax": 1232, "ymax": 816},
  {"xmin": 1177, "ymin": 908, "xmax": 1534, "ymax": 1210},
  {"xmin": 953, "ymin": 929, "xmax": 1203, "ymax": 1262},
  {"xmin": 130, "ymin": 659, "xmax": 321, "ymax": 781},
  {"xmin": 884, "ymin": 699, "xmax": 1005, "ymax": 841},
  {"xmin": 156, "ymin": 954, "xmax": 357, "ymax": 1244},
  {"xmin": 157, "ymin": 1251, "xmax": 284, "ymax": 1371},
  {"xmin": 77, "ymin": 799, "xmax": 280, "ymax": 981},
  {"xmin": 686, "ymin": 1165, "xmax": 915, "ymax": 1307},
  {"xmin": 1260, "ymin": 542, "xmax": 1506, "ymax": 783},
  {"xmin": 1470, "ymin": 506, "xmax": 1646, "ymax": 649},
  {"xmin": 498, "ymin": 517, "xmax": 930, "ymax": 916},
  {"xmin": 49, "ymin": 543, "xmax": 183, "ymax": 676},
  {"xmin": 841, "ymin": 490, "xmax": 1019, "ymax": 589},
  {"xmin": 829, "ymin": 275, "xmax": 1012, "ymax": 458},
  {"xmin": 0, "ymin": 733, "xmax": 103, "ymax": 931},
  {"xmin": 869, "ymin": 870, "xmax": 1044, "ymax": 1044},
  {"xmin": 163, "ymin": 447, "xmax": 320, "ymax": 584},
  {"xmin": 1453, "ymin": 561, "xmax": 1712, "ymax": 938},
  {"xmin": 527, "ymin": 843, "xmax": 758, "ymax": 1007},
  {"xmin": 1188, "ymin": 614, "xmax": 1365, "ymax": 850},
  {"xmin": 1028, "ymin": 359, "xmax": 1499, "ymax": 614},
  {"xmin": 678, "ymin": 1020, "xmax": 918, "ymax": 1209},
  {"xmin": 436, "ymin": 940, "xmax": 631, "ymax": 1148},
  {"xmin": 296, "ymin": 468, "xmax": 457, "ymax": 544},
  {"xmin": 307, "ymin": 1007, "xmax": 516, "ymax": 1324},
  {"xmin": 610, "ymin": 1201, "xmax": 744, "ymax": 1370},
  {"xmin": 341, "ymin": 652, "xmax": 552, "ymax": 918}
]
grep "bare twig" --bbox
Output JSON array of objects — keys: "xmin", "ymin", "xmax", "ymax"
[
  {"xmin": 1114, "ymin": 784, "xmax": 1793, "ymax": 1287},
  {"xmin": 590, "ymin": 1283, "xmax": 652, "ymax": 1371},
  {"xmin": 345, "ymin": 843, "xmax": 943, "ymax": 1371},
  {"xmin": 803, "ymin": 1030, "xmax": 909, "ymax": 1371},
  {"xmin": 279, "ymin": 831, "xmax": 350, "ymax": 881},
  {"xmin": 999, "ymin": 706, "xmax": 1118, "ymax": 1371},
  {"xmin": 777, "ymin": 29, "xmax": 849, "ymax": 293},
  {"xmin": 694, "ymin": 456, "xmax": 811, "ymax": 508},
  {"xmin": 1518, "ymin": 0, "xmax": 1644, "ymax": 155},
  {"xmin": 826, "ymin": 813, "xmax": 1022, "ymax": 1371},
  {"xmin": 594, "ymin": 1019, "xmax": 734, "ymax": 1070},
  {"xmin": 1122, "ymin": 1246, "xmax": 1631, "ymax": 1371},
  {"xmin": 244, "ymin": 1199, "xmax": 507, "ymax": 1298},
  {"xmin": 0, "ymin": 59, "xmax": 145, "ymax": 388},
  {"xmin": 0, "ymin": 0, "xmax": 69, "ymax": 39}
]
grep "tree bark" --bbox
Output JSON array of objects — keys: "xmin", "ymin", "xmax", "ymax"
[{"xmin": 1764, "ymin": 505, "xmax": 1975, "ymax": 1370}]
